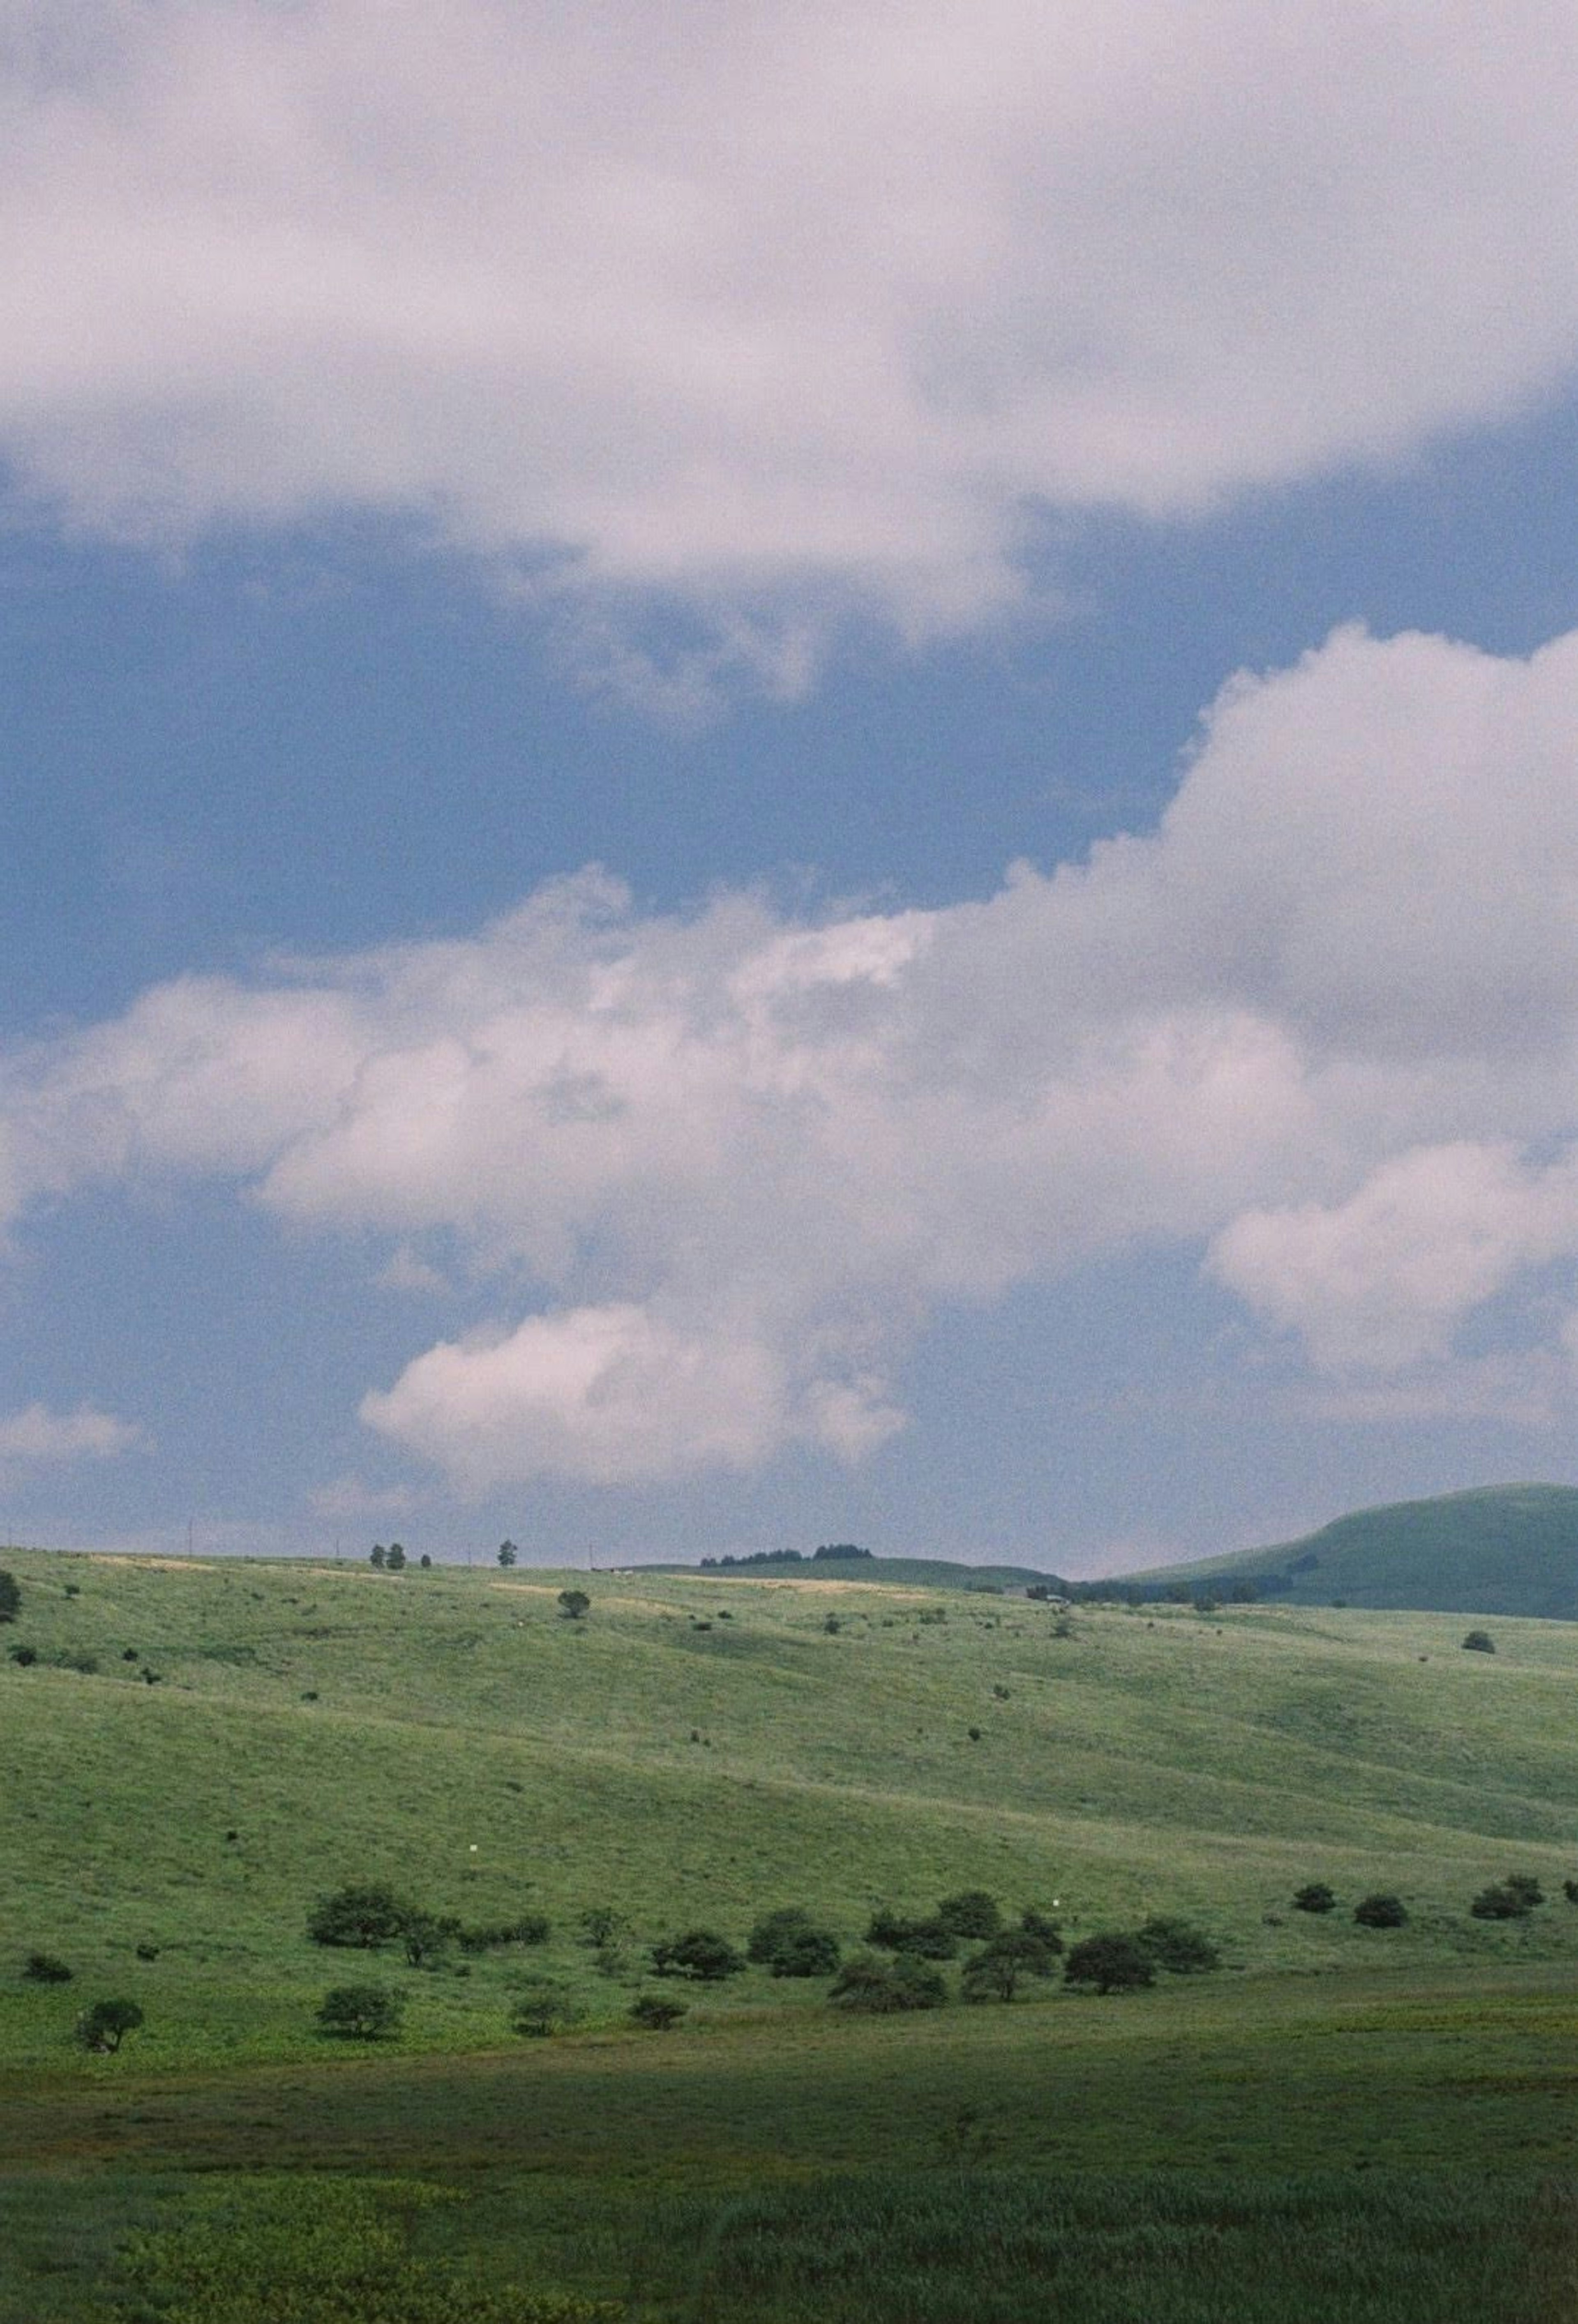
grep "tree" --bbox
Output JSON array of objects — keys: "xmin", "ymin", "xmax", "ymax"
[
  {"xmin": 1063, "ymin": 1934, "xmax": 1155, "ymax": 1994},
  {"xmin": 497, "ymin": 1541, "xmax": 518, "ymax": 1568},
  {"xmin": 510, "ymin": 1983, "xmax": 581, "ymax": 2037},
  {"xmin": 630, "ymin": 1993, "xmax": 688, "ymax": 2030},
  {"xmin": 650, "ymin": 1929, "xmax": 745, "ymax": 1981},
  {"xmin": 1505, "ymin": 1872, "xmax": 1544, "ymax": 1907},
  {"xmin": 418, "ymin": 1553, "xmax": 432, "ymax": 1569},
  {"xmin": 865, "ymin": 1909, "xmax": 958, "ymax": 1959},
  {"xmin": 1471, "ymin": 1883, "xmax": 1532, "ymax": 1920},
  {"xmin": 384, "ymin": 1542, "xmax": 407, "ymax": 1572},
  {"xmin": 0, "ymin": 1569, "xmax": 19, "ymax": 1623},
  {"xmin": 368, "ymin": 1544, "xmax": 385, "ymax": 1568},
  {"xmin": 936, "ymin": 1890, "xmax": 1003, "ymax": 1940},
  {"xmin": 399, "ymin": 1909, "xmax": 461, "ymax": 1967},
  {"xmin": 1462, "ymin": 1630, "xmax": 1496, "ymax": 1653},
  {"xmin": 746, "ymin": 1906, "xmax": 839, "ymax": 1976},
  {"xmin": 306, "ymin": 1882, "xmax": 409, "ymax": 1948},
  {"xmin": 76, "ymin": 1998, "xmax": 144, "ymax": 2052},
  {"xmin": 960, "ymin": 1929, "xmax": 1060, "ymax": 2001},
  {"xmin": 557, "ymin": 1588, "xmax": 590, "ymax": 1620},
  {"xmin": 316, "ymin": 1984, "xmax": 402, "ymax": 2040},
  {"xmin": 1353, "ymin": 1893, "xmax": 1408, "ymax": 1928},
  {"xmin": 1135, "ymin": 1916, "xmax": 1220, "ymax": 1974},
  {"xmin": 1292, "ymin": 1882, "xmax": 1337, "ymax": 1914},
  {"xmin": 829, "ymin": 1952, "xmax": 947, "ymax": 2013}
]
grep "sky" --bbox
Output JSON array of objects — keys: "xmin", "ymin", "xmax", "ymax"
[{"xmin": 6, "ymin": 1, "xmax": 1578, "ymax": 1574}]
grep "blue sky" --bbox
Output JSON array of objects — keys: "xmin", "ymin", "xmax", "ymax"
[{"xmin": 6, "ymin": 1, "xmax": 1578, "ymax": 1571}]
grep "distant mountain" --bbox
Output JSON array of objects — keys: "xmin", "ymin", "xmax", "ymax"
[
  {"xmin": 633, "ymin": 1550, "xmax": 1066, "ymax": 1592},
  {"xmin": 1123, "ymin": 1484, "xmax": 1578, "ymax": 1619}
]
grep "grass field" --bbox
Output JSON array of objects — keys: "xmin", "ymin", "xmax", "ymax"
[{"xmin": 5, "ymin": 1544, "xmax": 1578, "ymax": 2317}]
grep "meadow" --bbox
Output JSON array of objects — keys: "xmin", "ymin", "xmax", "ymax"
[{"xmin": 4, "ymin": 1546, "xmax": 1578, "ymax": 2318}]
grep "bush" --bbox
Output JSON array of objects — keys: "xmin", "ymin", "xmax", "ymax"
[
  {"xmin": 558, "ymin": 1589, "xmax": 590, "ymax": 1620},
  {"xmin": 1063, "ymin": 1934, "xmax": 1155, "ymax": 1994},
  {"xmin": 316, "ymin": 1984, "xmax": 403, "ymax": 2040},
  {"xmin": 1354, "ymin": 1892, "xmax": 1408, "ymax": 1928},
  {"xmin": 651, "ymin": 1928, "xmax": 745, "ymax": 1981},
  {"xmin": 960, "ymin": 1930, "xmax": 1061, "ymax": 2001},
  {"xmin": 458, "ymin": 1913, "xmax": 550, "ymax": 1954},
  {"xmin": 7, "ymin": 1644, "xmax": 36, "ymax": 1665},
  {"xmin": 306, "ymin": 1882, "xmax": 409, "ymax": 1948},
  {"xmin": 0, "ymin": 1569, "xmax": 19, "ymax": 1623},
  {"xmin": 1564, "ymin": 1879, "xmax": 1578, "ymax": 1905},
  {"xmin": 746, "ymin": 1907, "xmax": 840, "ymax": 1977},
  {"xmin": 23, "ymin": 1950, "xmax": 72, "ymax": 1984},
  {"xmin": 630, "ymin": 1993, "xmax": 688, "ymax": 2030},
  {"xmin": 510, "ymin": 1983, "xmax": 583, "ymax": 2037},
  {"xmin": 1134, "ymin": 1916, "xmax": 1220, "ymax": 1974},
  {"xmin": 829, "ymin": 1952, "xmax": 948, "ymax": 2013},
  {"xmin": 865, "ymin": 1909, "xmax": 958, "ymax": 1960},
  {"xmin": 76, "ymin": 1998, "xmax": 144, "ymax": 2052},
  {"xmin": 936, "ymin": 1890, "xmax": 1003, "ymax": 1940},
  {"xmin": 1471, "ymin": 1884, "xmax": 1532, "ymax": 1920},
  {"xmin": 1292, "ymin": 1882, "xmax": 1337, "ymax": 1914},
  {"xmin": 1505, "ymin": 1872, "xmax": 1545, "ymax": 1907},
  {"xmin": 1462, "ymin": 1630, "xmax": 1496, "ymax": 1653},
  {"xmin": 1018, "ymin": 1908, "xmax": 1064, "ymax": 1952}
]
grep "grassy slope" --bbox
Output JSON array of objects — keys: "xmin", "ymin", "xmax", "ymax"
[
  {"xmin": 632, "ymin": 1554, "xmax": 1063, "ymax": 1589},
  {"xmin": 1126, "ymin": 1482, "xmax": 1578, "ymax": 1617}
]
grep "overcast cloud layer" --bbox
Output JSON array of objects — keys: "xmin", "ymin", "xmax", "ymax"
[
  {"xmin": 7, "ymin": 622, "xmax": 1578, "ymax": 1491},
  {"xmin": 4, "ymin": 0, "xmax": 1578, "ymax": 666}
]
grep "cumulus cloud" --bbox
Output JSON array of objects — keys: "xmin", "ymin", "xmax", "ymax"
[
  {"xmin": 10, "ymin": 621, "xmax": 1578, "ymax": 1482},
  {"xmin": 2, "ymin": 2, "xmax": 1578, "ymax": 667},
  {"xmin": 0, "ymin": 1402, "xmax": 142, "ymax": 1463}
]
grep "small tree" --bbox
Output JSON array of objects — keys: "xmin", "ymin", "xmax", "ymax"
[
  {"xmin": 630, "ymin": 1993, "xmax": 688, "ymax": 2030},
  {"xmin": 558, "ymin": 1588, "xmax": 590, "ymax": 1621},
  {"xmin": 306, "ymin": 1882, "xmax": 409, "ymax": 1948},
  {"xmin": 829, "ymin": 1952, "xmax": 947, "ymax": 2013},
  {"xmin": 497, "ymin": 1541, "xmax": 518, "ymax": 1568},
  {"xmin": 384, "ymin": 1542, "xmax": 407, "ymax": 1572},
  {"xmin": 936, "ymin": 1890, "xmax": 1003, "ymax": 1940},
  {"xmin": 746, "ymin": 1906, "xmax": 839, "ymax": 1977},
  {"xmin": 1064, "ymin": 1934, "xmax": 1155, "ymax": 1994},
  {"xmin": 399, "ymin": 1910, "xmax": 461, "ymax": 1967},
  {"xmin": 1461, "ymin": 1630, "xmax": 1495, "ymax": 1654},
  {"xmin": 1292, "ymin": 1882, "xmax": 1337, "ymax": 1914},
  {"xmin": 418, "ymin": 1553, "xmax": 432, "ymax": 1570},
  {"xmin": 0, "ymin": 1569, "xmax": 20, "ymax": 1624},
  {"xmin": 1135, "ymin": 1916, "xmax": 1219, "ymax": 1974},
  {"xmin": 651, "ymin": 1929, "xmax": 745, "ymax": 1981},
  {"xmin": 1471, "ymin": 1883, "xmax": 1532, "ymax": 1920},
  {"xmin": 960, "ymin": 1929, "xmax": 1060, "ymax": 2001},
  {"xmin": 865, "ymin": 1909, "xmax": 958, "ymax": 1960},
  {"xmin": 76, "ymin": 1999, "xmax": 144, "ymax": 2052},
  {"xmin": 369, "ymin": 1544, "xmax": 385, "ymax": 1568},
  {"xmin": 1505, "ymin": 1872, "xmax": 1544, "ymax": 1907},
  {"xmin": 316, "ymin": 1984, "xmax": 403, "ymax": 2040},
  {"xmin": 24, "ymin": 1951, "xmax": 72, "ymax": 1984},
  {"xmin": 1353, "ymin": 1893, "xmax": 1408, "ymax": 1928}
]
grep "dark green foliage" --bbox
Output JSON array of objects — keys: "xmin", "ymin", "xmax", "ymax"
[
  {"xmin": 1135, "ymin": 1916, "xmax": 1220, "ymax": 1974},
  {"xmin": 1504, "ymin": 1872, "xmax": 1544, "ymax": 1907},
  {"xmin": 651, "ymin": 1928, "xmax": 746, "ymax": 1981},
  {"xmin": 307, "ymin": 1881, "xmax": 410, "ymax": 1948},
  {"xmin": 1292, "ymin": 1882, "xmax": 1337, "ymax": 1914},
  {"xmin": 1461, "ymin": 1630, "xmax": 1495, "ymax": 1653},
  {"xmin": 936, "ymin": 1890, "xmax": 1003, "ymax": 1939},
  {"xmin": 1064, "ymin": 1933, "xmax": 1156, "ymax": 1993},
  {"xmin": 75, "ymin": 1997, "xmax": 144, "ymax": 2052},
  {"xmin": 1564, "ymin": 1878, "xmax": 1578, "ymax": 1904},
  {"xmin": 579, "ymin": 1906, "xmax": 629, "ymax": 1948},
  {"xmin": 23, "ymin": 1950, "xmax": 72, "ymax": 1984},
  {"xmin": 135, "ymin": 1942, "xmax": 159, "ymax": 1961},
  {"xmin": 457, "ymin": 1914, "xmax": 550, "ymax": 1954},
  {"xmin": 828, "ymin": 1951, "xmax": 948, "ymax": 2012},
  {"xmin": 865, "ymin": 1909, "xmax": 958, "ymax": 1959},
  {"xmin": 418, "ymin": 1552, "xmax": 432, "ymax": 1568},
  {"xmin": 1470, "ymin": 1884, "xmax": 1531, "ymax": 1920},
  {"xmin": 0, "ymin": 1568, "xmax": 19, "ymax": 1623},
  {"xmin": 747, "ymin": 1907, "xmax": 840, "ymax": 1976},
  {"xmin": 400, "ymin": 1910, "xmax": 461, "ymax": 1967},
  {"xmin": 960, "ymin": 1929, "xmax": 1061, "ymax": 2001},
  {"xmin": 1017, "ymin": 1908, "xmax": 1064, "ymax": 1952},
  {"xmin": 7, "ymin": 1642, "xmax": 36, "ymax": 1665},
  {"xmin": 316, "ymin": 1983, "xmax": 403, "ymax": 2039},
  {"xmin": 510, "ymin": 1984, "xmax": 582, "ymax": 2037},
  {"xmin": 557, "ymin": 1588, "xmax": 590, "ymax": 1620},
  {"xmin": 369, "ymin": 1544, "xmax": 386, "ymax": 1568},
  {"xmin": 385, "ymin": 1542, "xmax": 408, "ymax": 1572},
  {"xmin": 630, "ymin": 1992, "xmax": 688, "ymax": 2029},
  {"xmin": 1354, "ymin": 1892, "xmax": 1408, "ymax": 1927},
  {"xmin": 497, "ymin": 1540, "xmax": 519, "ymax": 1568}
]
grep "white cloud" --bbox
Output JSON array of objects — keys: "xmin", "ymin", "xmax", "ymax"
[
  {"xmin": 0, "ymin": 1402, "xmax": 142, "ymax": 1464},
  {"xmin": 12, "ymin": 621, "xmax": 1578, "ymax": 1481},
  {"xmin": 2, "ymin": 2, "xmax": 1578, "ymax": 669}
]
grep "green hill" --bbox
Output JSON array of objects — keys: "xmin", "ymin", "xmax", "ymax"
[
  {"xmin": 635, "ymin": 1549, "xmax": 1065, "ymax": 1590},
  {"xmin": 1124, "ymin": 1484, "xmax": 1578, "ymax": 1617}
]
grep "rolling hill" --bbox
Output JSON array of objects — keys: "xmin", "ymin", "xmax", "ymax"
[{"xmin": 1123, "ymin": 1483, "xmax": 1578, "ymax": 1618}]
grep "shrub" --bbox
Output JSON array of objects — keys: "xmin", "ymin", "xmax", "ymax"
[
  {"xmin": 1354, "ymin": 1893, "xmax": 1408, "ymax": 1928},
  {"xmin": 865, "ymin": 1909, "xmax": 958, "ymax": 1959},
  {"xmin": 746, "ymin": 1907, "xmax": 840, "ymax": 1977},
  {"xmin": 399, "ymin": 1910, "xmax": 462, "ymax": 1967},
  {"xmin": 960, "ymin": 1930, "xmax": 1061, "ymax": 2002},
  {"xmin": 135, "ymin": 1943, "xmax": 160, "ymax": 1962},
  {"xmin": 0, "ymin": 1569, "xmax": 20, "ymax": 1623},
  {"xmin": 23, "ymin": 1950, "xmax": 72, "ymax": 1984},
  {"xmin": 497, "ymin": 1540, "xmax": 518, "ymax": 1568},
  {"xmin": 510, "ymin": 1983, "xmax": 582, "ymax": 2037},
  {"xmin": 1462, "ymin": 1630, "xmax": 1496, "ymax": 1653},
  {"xmin": 1564, "ymin": 1879, "xmax": 1578, "ymax": 1905},
  {"xmin": 1505, "ymin": 1872, "xmax": 1545, "ymax": 1907},
  {"xmin": 1063, "ymin": 1934, "xmax": 1155, "ymax": 1994},
  {"xmin": 7, "ymin": 1644, "xmax": 36, "ymax": 1665},
  {"xmin": 829, "ymin": 1952, "xmax": 948, "ymax": 2013},
  {"xmin": 316, "ymin": 1984, "xmax": 403, "ymax": 2040},
  {"xmin": 418, "ymin": 1553, "xmax": 432, "ymax": 1569},
  {"xmin": 936, "ymin": 1890, "xmax": 1003, "ymax": 1940},
  {"xmin": 369, "ymin": 1544, "xmax": 385, "ymax": 1568},
  {"xmin": 651, "ymin": 1928, "xmax": 745, "ymax": 1981},
  {"xmin": 76, "ymin": 1998, "xmax": 144, "ymax": 2052},
  {"xmin": 1292, "ymin": 1882, "xmax": 1337, "ymax": 1914},
  {"xmin": 558, "ymin": 1589, "xmax": 590, "ymax": 1620},
  {"xmin": 306, "ymin": 1881, "xmax": 410, "ymax": 1948},
  {"xmin": 1135, "ymin": 1916, "xmax": 1220, "ymax": 1974},
  {"xmin": 384, "ymin": 1542, "xmax": 407, "ymax": 1572},
  {"xmin": 630, "ymin": 1993, "xmax": 688, "ymax": 2030},
  {"xmin": 1018, "ymin": 1908, "xmax": 1064, "ymax": 1952},
  {"xmin": 1471, "ymin": 1884, "xmax": 1532, "ymax": 1920}
]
